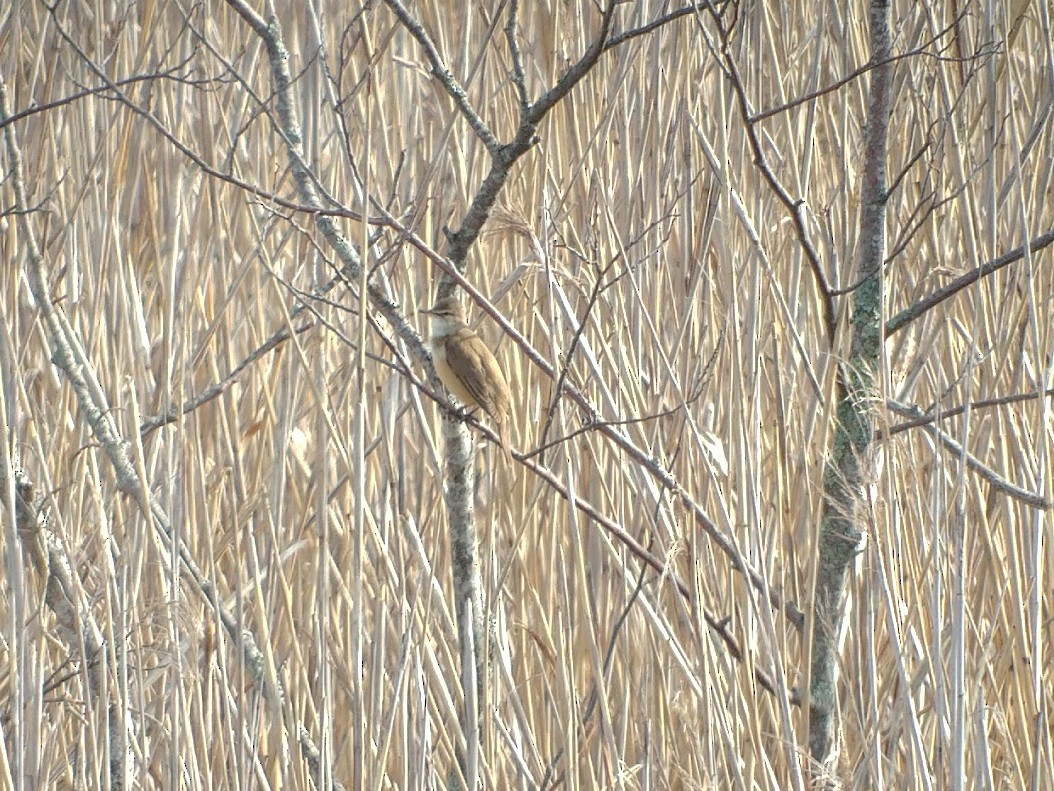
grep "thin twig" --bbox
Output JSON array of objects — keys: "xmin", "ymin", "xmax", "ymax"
[
  {"xmin": 382, "ymin": 0, "xmax": 502, "ymax": 155},
  {"xmin": 883, "ymin": 389, "xmax": 1054, "ymax": 438},
  {"xmin": 886, "ymin": 228, "xmax": 1054, "ymax": 336},
  {"xmin": 887, "ymin": 400, "xmax": 1051, "ymax": 509},
  {"xmin": 698, "ymin": 2, "xmax": 836, "ymax": 341}
]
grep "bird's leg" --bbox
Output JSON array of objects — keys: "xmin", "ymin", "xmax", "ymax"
[
  {"xmin": 442, "ymin": 397, "xmax": 478, "ymax": 424},
  {"xmin": 456, "ymin": 405, "xmax": 480, "ymax": 423}
]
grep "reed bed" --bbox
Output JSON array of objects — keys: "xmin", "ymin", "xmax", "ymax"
[{"xmin": 1, "ymin": 0, "xmax": 1051, "ymax": 788}]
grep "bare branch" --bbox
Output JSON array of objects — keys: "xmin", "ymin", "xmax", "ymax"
[
  {"xmin": 1, "ymin": 468, "xmax": 135, "ymax": 789},
  {"xmin": 37, "ymin": 13, "xmax": 398, "ymax": 230},
  {"xmin": 883, "ymin": 388, "xmax": 1054, "ymax": 438},
  {"xmin": 886, "ymin": 228, "xmax": 1054, "ymax": 336},
  {"xmin": 748, "ymin": 10, "xmax": 998, "ymax": 123},
  {"xmin": 139, "ymin": 319, "xmax": 313, "ymax": 435},
  {"xmin": 526, "ymin": 1, "xmax": 618, "ymax": 123},
  {"xmin": 602, "ymin": 6, "xmax": 700, "ymax": 51},
  {"xmin": 505, "ymin": 0, "xmax": 530, "ymax": 112},
  {"xmin": 887, "ymin": 400, "xmax": 1052, "ymax": 509},
  {"xmin": 0, "ymin": 62, "xmax": 206, "ymax": 133},
  {"xmin": 698, "ymin": 3, "xmax": 837, "ymax": 341},
  {"xmin": 444, "ymin": 1, "xmax": 619, "ymax": 271},
  {"xmin": 512, "ymin": 434, "xmax": 784, "ymax": 697},
  {"xmin": 382, "ymin": 0, "xmax": 502, "ymax": 155}
]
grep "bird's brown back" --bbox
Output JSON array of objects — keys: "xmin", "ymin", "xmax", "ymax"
[{"xmin": 442, "ymin": 327, "xmax": 511, "ymax": 423}]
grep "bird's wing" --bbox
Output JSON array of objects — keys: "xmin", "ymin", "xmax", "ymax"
[{"xmin": 446, "ymin": 329, "xmax": 510, "ymax": 421}]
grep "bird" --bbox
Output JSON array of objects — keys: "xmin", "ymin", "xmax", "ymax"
[{"xmin": 422, "ymin": 295, "xmax": 513, "ymax": 462}]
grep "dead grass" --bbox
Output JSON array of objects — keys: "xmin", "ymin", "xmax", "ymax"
[{"xmin": 1, "ymin": 0, "xmax": 1052, "ymax": 788}]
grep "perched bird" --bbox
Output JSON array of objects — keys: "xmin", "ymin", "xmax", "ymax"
[{"xmin": 423, "ymin": 295, "xmax": 513, "ymax": 462}]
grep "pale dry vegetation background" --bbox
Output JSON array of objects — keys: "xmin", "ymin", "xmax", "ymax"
[{"xmin": 1, "ymin": 0, "xmax": 1052, "ymax": 789}]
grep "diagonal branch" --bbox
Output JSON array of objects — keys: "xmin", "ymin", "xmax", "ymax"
[
  {"xmin": 886, "ymin": 401, "xmax": 1051, "ymax": 508},
  {"xmin": 382, "ymin": 0, "xmax": 502, "ymax": 155},
  {"xmin": 883, "ymin": 388, "xmax": 1054, "ymax": 438},
  {"xmin": 2, "ymin": 467, "xmax": 134, "ymax": 790},
  {"xmin": 748, "ymin": 10, "xmax": 992, "ymax": 124},
  {"xmin": 0, "ymin": 62, "xmax": 203, "ymax": 133},
  {"xmin": 504, "ymin": 0, "xmax": 530, "ymax": 112},
  {"xmin": 602, "ymin": 5, "xmax": 703, "ymax": 52},
  {"xmin": 885, "ymin": 228, "xmax": 1054, "ymax": 335},
  {"xmin": 698, "ymin": 2, "xmax": 837, "ymax": 342},
  {"xmin": 525, "ymin": 1, "xmax": 619, "ymax": 124}
]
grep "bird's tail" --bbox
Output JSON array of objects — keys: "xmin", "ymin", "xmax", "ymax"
[{"xmin": 497, "ymin": 419, "xmax": 513, "ymax": 465}]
